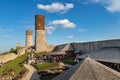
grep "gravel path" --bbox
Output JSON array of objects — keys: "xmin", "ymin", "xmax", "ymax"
[{"xmin": 22, "ymin": 64, "xmax": 40, "ymax": 80}]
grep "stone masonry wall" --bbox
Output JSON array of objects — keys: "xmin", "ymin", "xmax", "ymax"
[
  {"xmin": 35, "ymin": 30, "xmax": 47, "ymax": 52},
  {"xmin": 26, "ymin": 35, "xmax": 32, "ymax": 48},
  {"xmin": 54, "ymin": 39, "xmax": 120, "ymax": 54},
  {"xmin": 17, "ymin": 47, "xmax": 27, "ymax": 56},
  {"xmin": 0, "ymin": 53, "xmax": 18, "ymax": 63},
  {"xmin": 26, "ymin": 30, "xmax": 32, "ymax": 48}
]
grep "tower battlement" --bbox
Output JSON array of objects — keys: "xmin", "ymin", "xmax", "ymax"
[
  {"xmin": 26, "ymin": 30, "xmax": 32, "ymax": 35},
  {"xmin": 35, "ymin": 15, "xmax": 45, "ymax": 30}
]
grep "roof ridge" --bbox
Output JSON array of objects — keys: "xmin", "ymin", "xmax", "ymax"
[
  {"xmin": 88, "ymin": 58, "xmax": 120, "ymax": 78},
  {"xmin": 53, "ymin": 58, "xmax": 120, "ymax": 80},
  {"xmin": 88, "ymin": 59, "xmax": 98, "ymax": 80}
]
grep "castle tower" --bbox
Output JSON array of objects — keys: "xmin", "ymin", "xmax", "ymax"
[
  {"xmin": 35, "ymin": 14, "xmax": 47, "ymax": 52},
  {"xmin": 26, "ymin": 30, "xmax": 32, "ymax": 48},
  {"xmin": 16, "ymin": 43, "xmax": 21, "ymax": 48}
]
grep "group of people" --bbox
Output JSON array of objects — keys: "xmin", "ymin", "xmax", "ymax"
[
  {"xmin": 26, "ymin": 53, "xmax": 65, "ymax": 64},
  {"xmin": 40, "ymin": 54, "xmax": 64, "ymax": 63}
]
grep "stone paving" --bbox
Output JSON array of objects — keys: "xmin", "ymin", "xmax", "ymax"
[{"xmin": 22, "ymin": 64, "xmax": 40, "ymax": 80}]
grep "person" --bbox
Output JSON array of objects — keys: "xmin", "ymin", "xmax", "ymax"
[
  {"xmin": 53, "ymin": 57, "xmax": 56, "ymax": 62},
  {"xmin": 74, "ymin": 56, "xmax": 79, "ymax": 63}
]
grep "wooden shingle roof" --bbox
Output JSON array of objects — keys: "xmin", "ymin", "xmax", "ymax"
[
  {"xmin": 79, "ymin": 47, "xmax": 120, "ymax": 64},
  {"xmin": 61, "ymin": 43, "xmax": 75, "ymax": 52},
  {"xmin": 53, "ymin": 58, "xmax": 120, "ymax": 80}
]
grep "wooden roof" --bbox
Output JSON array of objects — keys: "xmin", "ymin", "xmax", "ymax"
[
  {"xmin": 61, "ymin": 43, "xmax": 75, "ymax": 52},
  {"xmin": 53, "ymin": 58, "xmax": 120, "ymax": 80},
  {"xmin": 79, "ymin": 47, "xmax": 120, "ymax": 64}
]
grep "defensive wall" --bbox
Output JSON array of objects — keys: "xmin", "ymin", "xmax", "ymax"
[
  {"xmin": 1, "ymin": 39, "xmax": 120, "ymax": 63},
  {"xmin": 53, "ymin": 39, "xmax": 120, "ymax": 54},
  {"xmin": 0, "ymin": 53, "xmax": 18, "ymax": 64}
]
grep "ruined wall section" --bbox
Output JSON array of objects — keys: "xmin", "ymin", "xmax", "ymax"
[
  {"xmin": 17, "ymin": 47, "xmax": 27, "ymax": 56},
  {"xmin": 0, "ymin": 53, "xmax": 18, "ymax": 63}
]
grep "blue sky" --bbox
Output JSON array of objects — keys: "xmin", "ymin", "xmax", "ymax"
[{"xmin": 0, "ymin": 0, "xmax": 120, "ymax": 53}]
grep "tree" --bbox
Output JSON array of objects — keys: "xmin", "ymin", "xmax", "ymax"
[{"xmin": 9, "ymin": 48, "xmax": 17, "ymax": 54}]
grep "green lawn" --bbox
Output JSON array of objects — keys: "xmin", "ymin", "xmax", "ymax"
[
  {"xmin": 62, "ymin": 57, "xmax": 76, "ymax": 65},
  {"xmin": 33, "ymin": 62, "xmax": 60, "ymax": 80},
  {"xmin": 0, "ymin": 53, "xmax": 28, "ymax": 78},
  {"xmin": 35, "ymin": 52, "xmax": 46, "ymax": 56},
  {"xmin": 32, "ymin": 62, "xmax": 59, "ymax": 72}
]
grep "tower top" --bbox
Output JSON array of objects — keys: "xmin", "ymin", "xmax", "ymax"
[
  {"xmin": 26, "ymin": 30, "xmax": 32, "ymax": 35},
  {"xmin": 35, "ymin": 14, "xmax": 45, "ymax": 30},
  {"xmin": 35, "ymin": 14, "xmax": 44, "ymax": 17}
]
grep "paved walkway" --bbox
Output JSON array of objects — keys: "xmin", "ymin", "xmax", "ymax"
[
  {"xmin": 59, "ymin": 62, "xmax": 73, "ymax": 67},
  {"xmin": 22, "ymin": 64, "xmax": 40, "ymax": 80}
]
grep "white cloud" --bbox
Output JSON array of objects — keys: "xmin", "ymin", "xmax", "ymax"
[
  {"xmin": 45, "ymin": 19, "xmax": 76, "ymax": 34},
  {"xmin": 25, "ymin": 25, "xmax": 34, "ymax": 29},
  {"xmin": 105, "ymin": 0, "xmax": 120, "ymax": 12},
  {"xmin": 49, "ymin": 19, "xmax": 76, "ymax": 28},
  {"xmin": 0, "ymin": 27, "xmax": 13, "ymax": 32},
  {"xmin": 37, "ymin": 3, "xmax": 74, "ymax": 13},
  {"xmin": 65, "ymin": 35, "xmax": 74, "ymax": 39},
  {"xmin": 79, "ymin": 29, "xmax": 86, "ymax": 32},
  {"xmin": 4, "ymin": 34, "xmax": 11, "ymax": 37},
  {"xmin": 0, "ymin": 34, "xmax": 11, "ymax": 37},
  {"xmin": 90, "ymin": 0, "xmax": 101, "ymax": 3},
  {"xmin": 88, "ymin": 0, "xmax": 120, "ymax": 12},
  {"xmin": 45, "ymin": 26, "xmax": 55, "ymax": 34}
]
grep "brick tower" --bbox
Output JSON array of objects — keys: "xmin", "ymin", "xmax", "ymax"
[
  {"xmin": 35, "ymin": 14, "xmax": 47, "ymax": 52},
  {"xmin": 26, "ymin": 30, "xmax": 32, "ymax": 48}
]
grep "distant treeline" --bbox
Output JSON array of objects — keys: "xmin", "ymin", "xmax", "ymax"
[{"xmin": 0, "ymin": 48, "xmax": 17, "ymax": 55}]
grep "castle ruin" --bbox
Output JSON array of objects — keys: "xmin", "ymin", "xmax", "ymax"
[
  {"xmin": 17, "ymin": 14, "xmax": 120, "ymax": 56},
  {"xmin": 17, "ymin": 14, "xmax": 54, "ymax": 55}
]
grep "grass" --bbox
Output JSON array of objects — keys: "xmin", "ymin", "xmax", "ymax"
[
  {"xmin": 35, "ymin": 52, "xmax": 46, "ymax": 56},
  {"xmin": 62, "ymin": 57, "xmax": 76, "ymax": 65},
  {"xmin": 33, "ymin": 62, "xmax": 60, "ymax": 80},
  {"xmin": 0, "ymin": 53, "xmax": 28, "ymax": 78},
  {"xmin": 0, "ymin": 54, "xmax": 3, "ymax": 56},
  {"xmin": 32, "ymin": 62, "xmax": 59, "ymax": 72}
]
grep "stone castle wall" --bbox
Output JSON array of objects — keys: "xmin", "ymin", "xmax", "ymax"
[
  {"xmin": 1, "ymin": 39, "xmax": 120, "ymax": 64},
  {"xmin": 46, "ymin": 45, "xmax": 55, "ymax": 52},
  {"xmin": 0, "ymin": 53, "xmax": 18, "ymax": 63},
  {"xmin": 17, "ymin": 47, "xmax": 27, "ymax": 56},
  {"xmin": 54, "ymin": 39, "xmax": 120, "ymax": 54}
]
